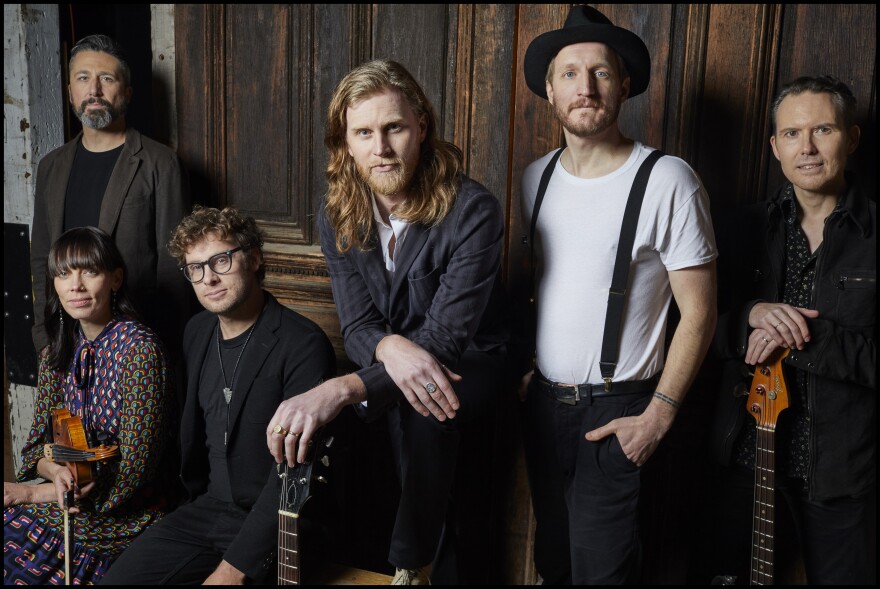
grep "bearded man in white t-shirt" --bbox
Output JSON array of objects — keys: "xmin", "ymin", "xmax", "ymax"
[{"xmin": 515, "ymin": 6, "xmax": 718, "ymax": 585}]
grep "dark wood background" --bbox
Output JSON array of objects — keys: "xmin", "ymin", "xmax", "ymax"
[{"xmin": 174, "ymin": 4, "xmax": 876, "ymax": 583}]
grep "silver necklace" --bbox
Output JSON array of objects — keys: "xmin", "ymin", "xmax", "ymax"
[
  {"xmin": 217, "ymin": 320, "xmax": 258, "ymax": 446},
  {"xmin": 217, "ymin": 320, "xmax": 257, "ymax": 404}
]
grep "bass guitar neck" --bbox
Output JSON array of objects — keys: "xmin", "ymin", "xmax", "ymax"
[{"xmin": 747, "ymin": 348, "xmax": 790, "ymax": 585}]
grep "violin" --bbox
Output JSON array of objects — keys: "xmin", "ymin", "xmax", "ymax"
[{"xmin": 43, "ymin": 408, "xmax": 120, "ymax": 486}]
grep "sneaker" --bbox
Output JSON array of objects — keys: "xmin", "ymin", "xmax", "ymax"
[{"xmin": 391, "ymin": 566, "xmax": 431, "ymax": 585}]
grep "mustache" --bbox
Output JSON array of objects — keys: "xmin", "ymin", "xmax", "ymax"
[
  {"xmin": 569, "ymin": 101, "xmax": 601, "ymax": 111},
  {"xmin": 80, "ymin": 97, "xmax": 113, "ymax": 110},
  {"xmin": 371, "ymin": 158, "xmax": 403, "ymax": 168}
]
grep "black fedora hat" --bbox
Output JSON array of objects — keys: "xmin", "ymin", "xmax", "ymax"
[{"xmin": 524, "ymin": 5, "xmax": 651, "ymax": 100}]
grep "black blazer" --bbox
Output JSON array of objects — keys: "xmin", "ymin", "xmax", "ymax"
[
  {"xmin": 318, "ymin": 175, "xmax": 508, "ymax": 419},
  {"xmin": 179, "ymin": 291, "xmax": 335, "ymax": 579},
  {"xmin": 711, "ymin": 181, "xmax": 876, "ymax": 499}
]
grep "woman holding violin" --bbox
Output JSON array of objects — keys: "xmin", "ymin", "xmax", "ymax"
[{"xmin": 3, "ymin": 227, "xmax": 175, "ymax": 584}]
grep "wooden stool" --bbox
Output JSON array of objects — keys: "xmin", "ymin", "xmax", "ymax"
[{"xmin": 309, "ymin": 563, "xmax": 393, "ymax": 585}]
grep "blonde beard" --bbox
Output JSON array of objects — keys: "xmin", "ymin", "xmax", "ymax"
[
  {"xmin": 358, "ymin": 160, "xmax": 412, "ymax": 197},
  {"xmin": 554, "ymin": 101, "xmax": 621, "ymax": 138}
]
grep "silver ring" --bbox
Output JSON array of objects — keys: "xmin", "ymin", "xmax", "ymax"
[
  {"xmin": 762, "ymin": 337, "xmax": 770, "ymax": 343},
  {"xmin": 424, "ymin": 382, "xmax": 438, "ymax": 395},
  {"xmin": 774, "ymin": 322, "xmax": 783, "ymax": 329}
]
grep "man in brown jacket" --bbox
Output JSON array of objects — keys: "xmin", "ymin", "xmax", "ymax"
[{"xmin": 30, "ymin": 33, "xmax": 191, "ymax": 358}]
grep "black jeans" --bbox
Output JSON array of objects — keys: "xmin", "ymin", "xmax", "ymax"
[
  {"xmin": 521, "ymin": 377, "xmax": 653, "ymax": 584},
  {"xmin": 387, "ymin": 350, "xmax": 503, "ymax": 583},
  {"xmin": 712, "ymin": 464, "xmax": 876, "ymax": 585},
  {"xmin": 100, "ymin": 495, "xmax": 254, "ymax": 585}
]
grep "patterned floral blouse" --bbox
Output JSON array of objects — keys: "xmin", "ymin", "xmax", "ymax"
[{"xmin": 3, "ymin": 317, "xmax": 174, "ymax": 584}]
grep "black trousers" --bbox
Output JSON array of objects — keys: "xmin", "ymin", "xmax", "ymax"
[
  {"xmin": 521, "ymin": 379, "xmax": 654, "ymax": 585},
  {"xmin": 712, "ymin": 464, "xmax": 876, "ymax": 585},
  {"xmin": 386, "ymin": 350, "xmax": 502, "ymax": 584},
  {"xmin": 99, "ymin": 495, "xmax": 255, "ymax": 585}
]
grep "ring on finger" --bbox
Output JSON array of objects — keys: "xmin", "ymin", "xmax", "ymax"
[
  {"xmin": 774, "ymin": 321, "xmax": 783, "ymax": 329},
  {"xmin": 272, "ymin": 424, "xmax": 289, "ymax": 436},
  {"xmin": 424, "ymin": 382, "xmax": 438, "ymax": 395},
  {"xmin": 762, "ymin": 336, "xmax": 770, "ymax": 343}
]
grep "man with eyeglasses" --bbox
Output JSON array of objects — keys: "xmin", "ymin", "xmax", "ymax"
[{"xmin": 102, "ymin": 205, "xmax": 336, "ymax": 585}]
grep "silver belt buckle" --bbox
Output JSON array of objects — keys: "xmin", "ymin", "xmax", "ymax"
[{"xmin": 556, "ymin": 384, "xmax": 579, "ymax": 405}]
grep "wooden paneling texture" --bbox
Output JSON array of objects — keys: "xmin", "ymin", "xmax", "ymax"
[{"xmin": 175, "ymin": 4, "xmax": 876, "ymax": 584}]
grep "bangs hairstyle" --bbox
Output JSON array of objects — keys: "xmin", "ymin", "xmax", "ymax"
[
  {"xmin": 324, "ymin": 59, "xmax": 463, "ymax": 253},
  {"xmin": 167, "ymin": 205, "xmax": 266, "ymax": 284},
  {"xmin": 48, "ymin": 231, "xmax": 120, "ymax": 278},
  {"xmin": 45, "ymin": 227, "xmax": 139, "ymax": 371}
]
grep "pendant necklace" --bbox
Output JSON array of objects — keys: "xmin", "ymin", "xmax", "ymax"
[{"xmin": 217, "ymin": 318, "xmax": 258, "ymax": 445}]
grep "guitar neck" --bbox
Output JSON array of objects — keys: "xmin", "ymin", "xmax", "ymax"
[
  {"xmin": 750, "ymin": 426, "xmax": 776, "ymax": 585},
  {"xmin": 276, "ymin": 430, "xmax": 332, "ymax": 585},
  {"xmin": 747, "ymin": 349, "xmax": 789, "ymax": 586},
  {"xmin": 278, "ymin": 510, "xmax": 300, "ymax": 585}
]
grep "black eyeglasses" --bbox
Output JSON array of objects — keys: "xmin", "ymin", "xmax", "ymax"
[{"xmin": 181, "ymin": 247, "xmax": 243, "ymax": 284}]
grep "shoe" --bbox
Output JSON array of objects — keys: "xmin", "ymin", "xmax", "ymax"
[{"xmin": 391, "ymin": 565, "xmax": 431, "ymax": 585}]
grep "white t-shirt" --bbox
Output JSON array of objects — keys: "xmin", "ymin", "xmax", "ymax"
[{"xmin": 521, "ymin": 142, "xmax": 717, "ymax": 384}]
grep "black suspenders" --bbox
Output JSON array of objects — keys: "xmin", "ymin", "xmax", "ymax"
[{"xmin": 528, "ymin": 148, "xmax": 665, "ymax": 391}]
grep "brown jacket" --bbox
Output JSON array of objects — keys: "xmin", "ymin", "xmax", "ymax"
[{"xmin": 30, "ymin": 127, "xmax": 192, "ymax": 356}]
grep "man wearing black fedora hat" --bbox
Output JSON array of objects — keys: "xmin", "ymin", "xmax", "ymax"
[{"xmin": 516, "ymin": 5, "xmax": 718, "ymax": 584}]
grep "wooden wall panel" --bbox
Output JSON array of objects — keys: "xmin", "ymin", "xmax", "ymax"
[
  {"xmin": 597, "ymin": 4, "xmax": 673, "ymax": 150},
  {"xmin": 696, "ymin": 4, "xmax": 781, "ymax": 212},
  {"xmin": 373, "ymin": 4, "xmax": 451, "ymax": 133},
  {"xmin": 225, "ymin": 5, "xmax": 318, "ymax": 245},
  {"xmin": 456, "ymin": 4, "xmax": 517, "ymax": 207},
  {"xmin": 664, "ymin": 4, "xmax": 710, "ymax": 163}
]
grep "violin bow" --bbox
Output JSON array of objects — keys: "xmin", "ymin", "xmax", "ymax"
[{"xmin": 63, "ymin": 489, "xmax": 74, "ymax": 585}]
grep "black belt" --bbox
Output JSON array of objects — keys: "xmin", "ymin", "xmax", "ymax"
[{"xmin": 533, "ymin": 370, "xmax": 659, "ymax": 405}]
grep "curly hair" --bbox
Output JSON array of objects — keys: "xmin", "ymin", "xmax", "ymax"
[
  {"xmin": 324, "ymin": 59, "xmax": 464, "ymax": 253},
  {"xmin": 167, "ymin": 206, "xmax": 266, "ymax": 283}
]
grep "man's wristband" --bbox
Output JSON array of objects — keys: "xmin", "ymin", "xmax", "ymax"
[{"xmin": 653, "ymin": 391, "xmax": 682, "ymax": 410}]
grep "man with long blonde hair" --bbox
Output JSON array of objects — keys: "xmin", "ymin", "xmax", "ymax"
[{"xmin": 267, "ymin": 59, "xmax": 508, "ymax": 584}]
